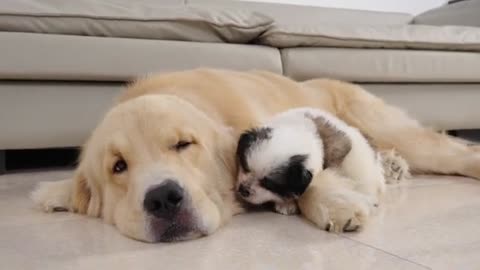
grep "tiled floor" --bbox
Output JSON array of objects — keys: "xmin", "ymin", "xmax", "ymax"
[{"xmin": 1, "ymin": 170, "xmax": 479, "ymax": 270}]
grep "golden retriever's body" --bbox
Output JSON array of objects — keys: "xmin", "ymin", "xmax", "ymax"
[
  {"xmin": 32, "ymin": 69, "xmax": 480, "ymax": 242},
  {"xmin": 120, "ymin": 69, "xmax": 335, "ymax": 131}
]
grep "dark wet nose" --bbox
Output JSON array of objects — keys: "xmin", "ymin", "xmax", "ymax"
[
  {"xmin": 144, "ymin": 180, "xmax": 184, "ymax": 218},
  {"xmin": 238, "ymin": 184, "xmax": 251, "ymax": 198}
]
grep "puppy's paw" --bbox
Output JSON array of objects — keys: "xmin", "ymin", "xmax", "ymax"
[
  {"xmin": 31, "ymin": 180, "xmax": 72, "ymax": 212},
  {"xmin": 380, "ymin": 150, "xmax": 410, "ymax": 184},
  {"xmin": 274, "ymin": 201, "xmax": 299, "ymax": 215}
]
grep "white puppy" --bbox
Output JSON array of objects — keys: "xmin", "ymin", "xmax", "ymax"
[{"xmin": 236, "ymin": 108, "xmax": 386, "ymax": 231}]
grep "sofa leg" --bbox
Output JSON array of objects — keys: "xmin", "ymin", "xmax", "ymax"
[{"xmin": 0, "ymin": 150, "xmax": 5, "ymax": 175}]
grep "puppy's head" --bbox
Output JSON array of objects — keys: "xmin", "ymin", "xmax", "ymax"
[
  {"xmin": 235, "ymin": 125, "xmax": 320, "ymax": 205},
  {"xmin": 68, "ymin": 94, "xmax": 239, "ymax": 242}
]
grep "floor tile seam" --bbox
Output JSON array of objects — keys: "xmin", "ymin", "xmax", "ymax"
[{"xmin": 338, "ymin": 234, "xmax": 432, "ymax": 270}]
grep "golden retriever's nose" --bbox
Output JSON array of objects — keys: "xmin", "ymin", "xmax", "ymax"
[
  {"xmin": 238, "ymin": 184, "xmax": 251, "ymax": 198},
  {"xmin": 143, "ymin": 180, "xmax": 184, "ymax": 218}
]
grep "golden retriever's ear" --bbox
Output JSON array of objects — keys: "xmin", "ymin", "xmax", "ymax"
[
  {"xmin": 69, "ymin": 137, "xmax": 103, "ymax": 217},
  {"xmin": 71, "ymin": 171, "xmax": 90, "ymax": 214},
  {"xmin": 70, "ymin": 157, "xmax": 102, "ymax": 217},
  {"xmin": 215, "ymin": 127, "xmax": 238, "ymax": 178},
  {"xmin": 71, "ymin": 168, "xmax": 102, "ymax": 217}
]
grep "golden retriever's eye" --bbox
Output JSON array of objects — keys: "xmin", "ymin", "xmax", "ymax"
[
  {"xmin": 113, "ymin": 159, "xmax": 128, "ymax": 174},
  {"xmin": 173, "ymin": 140, "xmax": 193, "ymax": 151}
]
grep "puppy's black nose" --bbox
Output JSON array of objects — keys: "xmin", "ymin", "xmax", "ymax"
[
  {"xmin": 144, "ymin": 180, "xmax": 184, "ymax": 218},
  {"xmin": 238, "ymin": 184, "xmax": 251, "ymax": 198}
]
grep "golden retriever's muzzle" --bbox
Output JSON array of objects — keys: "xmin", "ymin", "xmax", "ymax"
[{"xmin": 144, "ymin": 180, "xmax": 204, "ymax": 242}]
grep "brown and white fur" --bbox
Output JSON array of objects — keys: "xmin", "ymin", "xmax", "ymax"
[
  {"xmin": 31, "ymin": 69, "xmax": 480, "ymax": 242},
  {"xmin": 236, "ymin": 108, "xmax": 386, "ymax": 232}
]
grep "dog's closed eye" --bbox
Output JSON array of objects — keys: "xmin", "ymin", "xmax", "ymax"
[
  {"xmin": 260, "ymin": 176, "xmax": 291, "ymax": 197},
  {"xmin": 172, "ymin": 140, "xmax": 193, "ymax": 151}
]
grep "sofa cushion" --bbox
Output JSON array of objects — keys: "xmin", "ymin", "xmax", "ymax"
[
  {"xmin": 259, "ymin": 24, "xmax": 480, "ymax": 51},
  {"xmin": 0, "ymin": 82, "xmax": 122, "ymax": 149},
  {"xmin": 3, "ymin": 83, "xmax": 478, "ymax": 149},
  {"xmin": 0, "ymin": 32, "xmax": 282, "ymax": 81},
  {"xmin": 258, "ymin": 24, "xmax": 480, "ymax": 51},
  {"xmin": 362, "ymin": 84, "xmax": 480, "ymax": 130},
  {"xmin": 414, "ymin": 0, "xmax": 480, "ymax": 27},
  {"xmin": 282, "ymin": 47, "xmax": 480, "ymax": 83},
  {"xmin": 189, "ymin": 0, "xmax": 413, "ymax": 26},
  {"xmin": 0, "ymin": 0, "xmax": 273, "ymax": 43}
]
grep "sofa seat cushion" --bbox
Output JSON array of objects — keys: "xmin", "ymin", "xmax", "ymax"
[
  {"xmin": 0, "ymin": 0, "xmax": 273, "ymax": 43},
  {"xmin": 259, "ymin": 24, "xmax": 480, "ymax": 51},
  {"xmin": 282, "ymin": 47, "xmax": 480, "ymax": 83},
  {"xmin": 0, "ymin": 32, "xmax": 282, "ymax": 81}
]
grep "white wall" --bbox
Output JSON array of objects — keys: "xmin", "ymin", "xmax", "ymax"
[{"xmin": 242, "ymin": 0, "xmax": 448, "ymax": 14}]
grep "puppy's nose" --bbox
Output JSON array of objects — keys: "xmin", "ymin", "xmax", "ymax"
[
  {"xmin": 143, "ymin": 180, "xmax": 184, "ymax": 218},
  {"xmin": 238, "ymin": 184, "xmax": 251, "ymax": 198}
]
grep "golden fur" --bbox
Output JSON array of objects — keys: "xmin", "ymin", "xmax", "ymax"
[{"xmin": 32, "ymin": 69, "xmax": 480, "ymax": 242}]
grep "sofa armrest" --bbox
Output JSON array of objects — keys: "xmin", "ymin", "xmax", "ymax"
[{"xmin": 413, "ymin": 0, "xmax": 480, "ymax": 27}]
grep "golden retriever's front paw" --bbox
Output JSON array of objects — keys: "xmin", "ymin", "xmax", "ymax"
[
  {"xmin": 31, "ymin": 180, "xmax": 72, "ymax": 212},
  {"xmin": 301, "ymin": 193, "xmax": 373, "ymax": 233},
  {"xmin": 326, "ymin": 211, "xmax": 365, "ymax": 233},
  {"xmin": 274, "ymin": 201, "xmax": 299, "ymax": 215},
  {"xmin": 326, "ymin": 193, "xmax": 378, "ymax": 233}
]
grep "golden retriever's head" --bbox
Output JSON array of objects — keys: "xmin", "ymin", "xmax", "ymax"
[{"xmin": 71, "ymin": 94, "xmax": 239, "ymax": 242}]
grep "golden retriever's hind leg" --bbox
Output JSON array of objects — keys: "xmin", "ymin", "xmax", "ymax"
[
  {"xmin": 380, "ymin": 127, "xmax": 480, "ymax": 180},
  {"xmin": 332, "ymin": 82, "xmax": 480, "ymax": 180},
  {"xmin": 31, "ymin": 179, "xmax": 73, "ymax": 212},
  {"xmin": 378, "ymin": 150, "xmax": 410, "ymax": 184}
]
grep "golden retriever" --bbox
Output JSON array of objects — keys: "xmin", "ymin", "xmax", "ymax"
[{"xmin": 31, "ymin": 69, "xmax": 480, "ymax": 242}]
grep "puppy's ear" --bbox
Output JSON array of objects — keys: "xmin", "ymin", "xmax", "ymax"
[
  {"xmin": 236, "ymin": 131, "xmax": 256, "ymax": 172},
  {"xmin": 310, "ymin": 116, "xmax": 351, "ymax": 168},
  {"xmin": 236, "ymin": 127, "xmax": 272, "ymax": 172},
  {"xmin": 286, "ymin": 155, "xmax": 313, "ymax": 196}
]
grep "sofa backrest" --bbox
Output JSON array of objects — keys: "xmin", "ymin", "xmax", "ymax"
[{"xmin": 188, "ymin": 0, "xmax": 414, "ymax": 26}]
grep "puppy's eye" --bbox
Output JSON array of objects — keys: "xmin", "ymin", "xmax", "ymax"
[
  {"xmin": 261, "ymin": 177, "xmax": 272, "ymax": 185},
  {"xmin": 173, "ymin": 140, "xmax": 193, "ymax": 151},
  {"xmin": 113, "ymin": 159, "xmax": 128, "ymax": 174}
]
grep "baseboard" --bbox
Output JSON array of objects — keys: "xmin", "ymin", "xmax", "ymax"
[
  {"xmin": 0, "ymin": 148, "xmax": 79, "ymax": 174},
  {"xmin": 0, "ymin": 150, "xmax": 5, "ymax": 175},
  {"xmin": 453, "ymin": 129, "xmax": 480, "ymax": 142}
]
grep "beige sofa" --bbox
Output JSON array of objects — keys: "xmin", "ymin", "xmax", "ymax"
[{"xmin": 1, "ymin": 0, "xmax": 479, "ymax": 152}]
